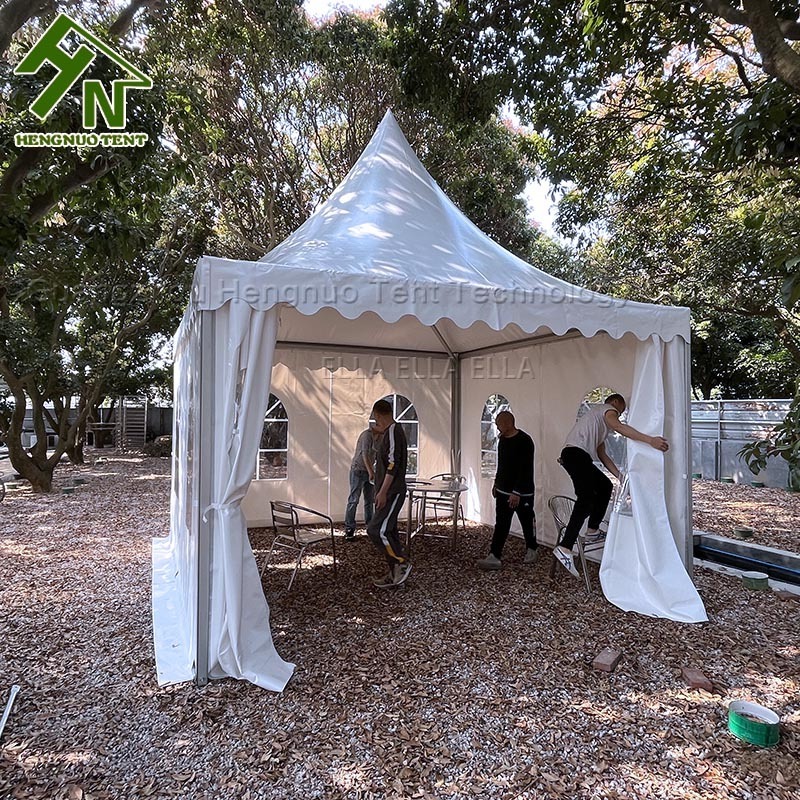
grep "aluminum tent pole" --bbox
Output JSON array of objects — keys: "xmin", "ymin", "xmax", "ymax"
[
  {"xmin": 430, "ymin": 325, "xmax": 461, "ymax": 475},
  {"xmin": 327, "ymin": 366, "xmax": 333, "ymax": 518},
  {"xmin": 451, "ymin": 355, "xmax": 462, "ymax": 476},
  {"xmin": 683, "ymin": 335, "xmax": 694, "ymax": 574},
  {"xmin": 195, "ymin": 310, "xmax": 216, "ymax": 686}
]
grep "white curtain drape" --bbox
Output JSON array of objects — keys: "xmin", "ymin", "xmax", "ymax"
[
  {"xmin": 600, "ymin": 336, "xmax": 707, "ymax": 623},
  {"xmin": 205, "ymin": 302, "xmax": 295, "ymax": 689},
  {"xmin": 153, "ymin": 306, "xmax": 199, "ymax": 685},
  {"xmin": 154, "ymin": 302, "xmax": 295, "ymax": 690}
]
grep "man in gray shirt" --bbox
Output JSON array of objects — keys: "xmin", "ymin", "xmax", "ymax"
[{"xmin": 345, "ymin": 424, "xmax": 379, "ymax": 539}]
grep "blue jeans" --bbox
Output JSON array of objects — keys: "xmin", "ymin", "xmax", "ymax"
[{"xmin": 345, "ymin": 468, "xmax": 374, "ymax": 532}]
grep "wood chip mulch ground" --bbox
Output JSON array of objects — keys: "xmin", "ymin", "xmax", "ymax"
[
  {"xmin": 692, "ymin": 479, "xmax": 800, "ymax": 553},
  {"xmin": 1, "ymin": 456, "xmax": 798, "ymax": 799}
]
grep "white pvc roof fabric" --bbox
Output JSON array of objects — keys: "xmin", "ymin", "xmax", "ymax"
[{"xmin": 190, "ymin": 111, "xmax": 689, "ymax": 352}]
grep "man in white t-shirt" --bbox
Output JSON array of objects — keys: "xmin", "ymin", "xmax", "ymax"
[{"xmin": 554, "ymin": 393, "xmax": 669, "ymax": 578}]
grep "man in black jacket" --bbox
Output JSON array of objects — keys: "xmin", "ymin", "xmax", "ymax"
[
  {"xmin": 477, "ymin": 411, "xmax": 537, "ymax": 570},
  {"xmin": 367, "ymin": 399, "xmax": 412, "ymax": 587}
]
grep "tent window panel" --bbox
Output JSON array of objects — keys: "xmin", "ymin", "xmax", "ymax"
[
  {"xmin": 377, "ymin": 393, "xmax": 418, "ymax": 477},
  {"xmin": 256, "ymin": 394, "xmax": 288, "ymax": 480},
  {"xmin": 481, "ymin": 394, "xmax": 512, "ymax": 478}
]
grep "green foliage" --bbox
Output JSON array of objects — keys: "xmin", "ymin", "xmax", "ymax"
[
  {"xmin": 740, "ymin": 387, "xmax": 800, "ymax": 491},
  {"xmin": 0, "ymin": 2, "xmax": 212, "ymax": 486},
  {"xmin": 167, "ymin": 0, "xmax": 542, "ymax": 260},
  {"xmin": 384, "ymin": 3, "xmax": 800, "ymax": 406},
  {"xmin": 0, "ymin": 176, "xmax": 212, "ymax": 415}
]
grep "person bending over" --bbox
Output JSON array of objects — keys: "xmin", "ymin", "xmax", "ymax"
[
  {"xmin": 476, "ymin": 411, "xmax": 538, "ymax": 570},
  {"xmin": 554, "ymin": 393, "xmax": 669, "ymax": 578},
  {"xmin": 367, "ymin": 400, "xmax": 412, "ymax": 588}
]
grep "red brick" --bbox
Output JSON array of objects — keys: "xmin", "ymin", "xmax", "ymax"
[
  {"xmin": 775, "ymin": 590, "xmax": 800, "ymax": 602},
  {"xmin": 681, "ymin": 667, "xmax": 713, "ymax": 691},
  {"xmin": 593, "ymin": 648, "xmax": 622, "ymax": 673}
]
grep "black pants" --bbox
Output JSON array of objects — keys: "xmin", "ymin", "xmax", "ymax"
[
  {"xmin": 559, "ymin": 446, "xmax": 613, "ymax": 550},
  {"xmin": 489, "ymin": 493, "xmax": 537, "ymax": 558},
  {"xmin": 366, "ymin": 491, "xmax": 408, "ymax": 568}
]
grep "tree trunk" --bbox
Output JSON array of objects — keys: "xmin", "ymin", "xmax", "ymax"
[
  {"xmin": 6, "ymin": 436, "xmax": 53, "ymax": 492},
  {"xmin": 66, "ymin": 439, "xmax": 84, "ymax": 465},
  {"xmin": 0, "ymin": 0, "xmax": 52, "ymax": 58}
]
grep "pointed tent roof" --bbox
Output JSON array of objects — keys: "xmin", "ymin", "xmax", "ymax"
[{"xmin": 190, "ymin": 111, "xmax": 688, "ymax": 353}]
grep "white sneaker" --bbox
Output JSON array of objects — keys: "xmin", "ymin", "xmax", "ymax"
[
  {"xmin": 393, "ymin": 562, "xmax": 412, "ymax": 585},
  {"xmin": 477, "ymin": 553, "xmax": 502, "ymax": 571},
  {"xmin": 554, "ymin": 546, "xmax": 579, "ymax": 578},
  {"xmin": 372, "ymin": 571, "xmax": 394, "ymax": 588},
  {"xmin": 524, "ymin": 548, "xmax": 538, "ymax": 565},
  {"xmin": 584, "ymin": 529, "xmax": 607, "ymax": 546}
]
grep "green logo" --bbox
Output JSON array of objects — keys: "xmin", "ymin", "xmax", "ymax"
[{"xmin": 13, "ymin": 13, "xmax": 152, "ymax": 148}]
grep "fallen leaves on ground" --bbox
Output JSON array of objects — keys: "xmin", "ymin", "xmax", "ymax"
[
  {"xmin": 693, "ymin": 479, "xmax": 799, "ymax": 553},
  {"xmin": 0, "ymin": 455, "xmax": 798, "ymax": 799}
]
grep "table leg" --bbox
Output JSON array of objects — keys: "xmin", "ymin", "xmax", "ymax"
[
  {"xmin": 406, "ymin": 490, "xmax": 413, "ymax": 556},
  {"xmin": 452, "ymin": 495, "xmax": 458, "ymax": 551}
]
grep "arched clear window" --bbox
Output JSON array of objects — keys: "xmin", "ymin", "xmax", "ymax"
[
  {"xmin": 375, "ymin": 393, "xmax": 419, "ymax": 476},
  {"xmin": 256, "ymin": 394, "xmax": 288, "ymax": 480},
  {"xmin": 481, "ymin": 394, "xmax": 512, "ymax": 477}
]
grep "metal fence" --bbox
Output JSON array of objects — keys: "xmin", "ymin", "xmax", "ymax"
[
  {"xmin": 4, "ymin": 394, "xmax": 794, "ymax": 486},
  {"xmin": 691, "ymin": 399, "xmax": 791, "ymax": 488},
  {"xmin": 16, "ymin": 403, "xmax": 174, "ymax": 449}
]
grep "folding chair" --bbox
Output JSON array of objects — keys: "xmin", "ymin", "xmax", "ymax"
[
  {"xmin": 419, "ymin": 473, "xmax": 467, "ymax": 532},
  {"xmin": 262, "ymin": 501, "xmax": 338, "ymax": 590},
  {"xmin": 548, "ymin": 495, "xmax": 604, "ymax": 595}
]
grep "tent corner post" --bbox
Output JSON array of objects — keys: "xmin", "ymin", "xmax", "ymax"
[
  {"xmin": 450, "ymin": 354, "xmax": 462, "ymax": 476},
  {"xmin": 683, "ymin": 334, "xmax": 694, "ymax": 576},
  {"xmin": 195, "ymin": 310, "xmax": 216, "ymax": 687}
]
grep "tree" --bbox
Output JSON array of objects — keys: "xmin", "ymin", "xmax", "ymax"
[
  {"xmin": 0, "ymin": 179, "xmax": 211, "ymax": 489},
  {"xmin": 2, "ymin": 0, "xmax": 551, "ymax": 490},
  {"xmin": 1, "ymin": 0, "xmax": 166, "ymax": 265},
  {"xmin": 385, "ymin": 0, "xmax": 800, "ymax": 480},
  {"xmin": 1, "ymin": 2, "xmax": 208, "ymax": 489},
  {"xmin": 164, "ymin": 0, "xmax": 546, "ymax": 262},
  {"xmin": 573, "ymin": 163, "xmax": 800, "ymax": 395}
]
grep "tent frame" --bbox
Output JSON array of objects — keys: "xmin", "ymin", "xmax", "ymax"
[{"xmin": 192, "ymin": 311, "xmax": 694, "ymax": 686}]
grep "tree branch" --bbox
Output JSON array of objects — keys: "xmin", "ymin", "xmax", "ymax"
[
  {"xmin": 706, "ymin": 32, "xmax": 755, "ymax": 95},
  {"xmin": 0, "ymin": 0, "xmax": 52, "ymax": 57},
  {"xmin": 700, "ymin": 0, "xmax": 748, "ymax": 26},
  {"xmin": 26, "ymin": 156, "xmax": 117, "ymax": 223},
  {"xmin": 741, "ymin": 0, "xmax": 800, "ymax": 92},
  {"xmin": 0, "ymin": 148, "xmax": 46, "ymax": 203},
  {"xmin": 107, "ymin": 0, "xmax": 159, "ymax": 38}
]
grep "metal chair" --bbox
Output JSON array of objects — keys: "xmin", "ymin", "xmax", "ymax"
[
  {"xmin": 262, "ymin": 501, "xmax": 338, "ymax": 590},
  {"xmin": 418, "ymin": 473, "xmax": 467, "ymax": 532},
  {"xmin": 548, "ymin": 495, "xmax": 604, "ymax": 595}
]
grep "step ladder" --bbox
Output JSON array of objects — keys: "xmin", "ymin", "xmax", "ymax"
[{"xmin": 116, "ymin": 396, "xmax": 148, "ymax": 452}]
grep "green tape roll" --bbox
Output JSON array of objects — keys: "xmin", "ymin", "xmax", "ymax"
[{"xmin": 728, "ymin": 701, "xmax": 780, "ymax": 747}]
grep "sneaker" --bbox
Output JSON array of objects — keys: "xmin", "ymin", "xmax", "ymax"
[
  {"xmin": 345, "ymin": 531, "xmax": 355, "ymax": 541},
  {"xmin": 584, "ymin": 529, "xmax": 606, "ymax": 546},
  {"xmin": 554, "ymin": 546, "xmax": 579, "ymax": 578},
  {"xmin": 524, "ymin": 548, "xmax": 538, "ymax": 565},
  {"xmin": 372, "ymin": 571, "xmax": 394, "ymax": 588},
  {"xmin": 477, "ymin": 553, "xmax": 502, "ymax": 571},
  {"xmin": 393, "ymin": 562, "xmax": 413, "ymax": 585}
]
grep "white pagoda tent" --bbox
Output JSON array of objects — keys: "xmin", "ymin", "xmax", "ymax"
[{"xmin": 153, "ymin": 111, "xmax": 706, "ymax": 691}]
